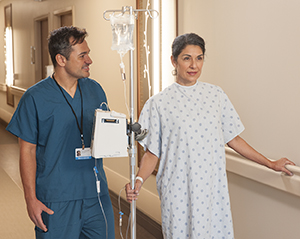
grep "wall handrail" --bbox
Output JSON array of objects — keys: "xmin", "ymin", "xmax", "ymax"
[
  {"xmin": 285, "ymin": 164, "xmax": 300, "ymax": 175},
  {"xmin": 225, "ymin": 146, "xmax": 300, "ymax": 198}
]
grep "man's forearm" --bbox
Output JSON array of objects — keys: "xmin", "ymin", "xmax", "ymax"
[{"xmin": 19, "ymin": 138, "xmax": 37, "ymax": 201}]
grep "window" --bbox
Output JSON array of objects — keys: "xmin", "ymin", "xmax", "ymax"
[
  {"xmin": 136, "ymin": 0, "xmax": 178, "ymax": 172},
  {"xmin": 4, "ymin": 4, "xmax": 14, "ymax": 106}
]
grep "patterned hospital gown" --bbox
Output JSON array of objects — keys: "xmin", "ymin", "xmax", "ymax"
[{"xmin": 138, "ymin": 81, "xmax": 244, "ymax": 239}]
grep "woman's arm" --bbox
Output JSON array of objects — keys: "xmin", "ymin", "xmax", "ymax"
[
  {"xmin": 227, "ymin": 135, "xmax": 295, "ymax": 176},
  {"xmin": 126, "ymin": 149, "xmax": 159, "ymax": 202}
]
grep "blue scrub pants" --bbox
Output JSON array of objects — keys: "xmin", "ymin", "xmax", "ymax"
[{"xmin": 35, "ymin": 195, "xmax": 115, "ymax": 239}]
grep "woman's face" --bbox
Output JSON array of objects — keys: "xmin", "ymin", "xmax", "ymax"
[{"xmin": 171, "ymin": 44, "xmax": 204, "ymax": 86}]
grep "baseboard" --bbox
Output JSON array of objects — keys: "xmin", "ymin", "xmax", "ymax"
[
  {"xmin": 0, "ymin": 108, "xmax": 12, "ymax": 125},
  {"xmin": 109, "ymin": 189, "xmax": 163, "ymax": 239},
  {"xmin": 0, "ymin": 117, "xmax": 8, "ymax": 127}
]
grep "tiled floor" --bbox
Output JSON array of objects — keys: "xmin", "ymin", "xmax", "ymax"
[{"xmin": 0, "ymin": 122, "xmax": 158, "ymax": 239}]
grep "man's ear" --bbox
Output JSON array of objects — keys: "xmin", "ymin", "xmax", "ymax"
[{"xmin": 55, "ymin": 54, "xmax": 67, "ymax": 67}]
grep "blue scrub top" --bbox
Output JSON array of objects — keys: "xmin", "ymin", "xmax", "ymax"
[{"xmin": 7, "ymin": 76, "xmax": 110, "ymax": 202}]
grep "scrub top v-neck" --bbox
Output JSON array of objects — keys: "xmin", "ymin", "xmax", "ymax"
[{"xmin": 52, "ymin": 74, "xmax": 85, "ymax": 149}]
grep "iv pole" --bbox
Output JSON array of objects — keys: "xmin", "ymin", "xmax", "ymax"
[{"xmin": 103, "ymin": 6, "xmax": 158, "ymax": 239}]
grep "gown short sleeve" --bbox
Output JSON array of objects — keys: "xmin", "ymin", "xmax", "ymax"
[
  {"xmin": 218, "ymin": 87, "xmax": 244, "ymax": 143},
  {"xmin": 138, "ymin": 97, "xmax": 162, "ymax": 159}
]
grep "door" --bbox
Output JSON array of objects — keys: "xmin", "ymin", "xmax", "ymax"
[{"xmin": 40, "ymin": 18, "xmax": 49, "ymax": 79}]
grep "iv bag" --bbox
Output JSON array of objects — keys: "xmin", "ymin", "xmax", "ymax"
[{"xmin": 110, "ymin": 13, "xmax": 135, "ymax": 55}]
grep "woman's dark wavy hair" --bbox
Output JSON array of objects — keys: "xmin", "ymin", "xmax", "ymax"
[
  {"xmin": 48, "ymin": 26, "xmax": 88, "ymax": 67},
  {"xmin": 171, "ymin": 33, "xmax": 206, "ymax": 61}
]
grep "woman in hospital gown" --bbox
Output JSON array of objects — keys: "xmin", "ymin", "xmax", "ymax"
[{"xmin": 126, "ymin": 33, "xmax": 294, "ymax": 239}]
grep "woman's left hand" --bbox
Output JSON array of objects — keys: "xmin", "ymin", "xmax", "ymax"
[{"xmin": 271, "ymin": 157, "xmax": 295, "ymax": 176}]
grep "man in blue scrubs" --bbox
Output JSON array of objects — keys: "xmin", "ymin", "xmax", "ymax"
[{"xmin": 6, "ymin": 26, "xmax": 115, "ymax": 239}]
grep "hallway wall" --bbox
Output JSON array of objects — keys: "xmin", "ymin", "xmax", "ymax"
[
  {"xmin": 178, "ymin": 0, "xmax": 300, "ymax": 163},
  {"xmin": 178, "ymin": 0, "xmax": 300, "ymax": 238}
]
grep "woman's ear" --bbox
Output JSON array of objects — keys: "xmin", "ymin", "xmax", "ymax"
[
  {"xmin": 171, "ymin": 55, "xmax": 177, "ymax": 68},
  {"xmin": 55, "ymin": 54, "xmax": 66, "ymax": 67}
]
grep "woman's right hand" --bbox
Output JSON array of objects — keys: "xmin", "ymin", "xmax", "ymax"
[
  {"xmin": 125, "ymin": 149, "xmax": 159, "ymax": 203},
  {"xmin": 125, "ymin": 181, "xmax": 143, "ymax": 203}
]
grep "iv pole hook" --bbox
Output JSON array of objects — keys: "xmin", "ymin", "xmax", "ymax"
[{"xmin": 103, "ymin": 7, "xmax": 159, "ymax": 21}]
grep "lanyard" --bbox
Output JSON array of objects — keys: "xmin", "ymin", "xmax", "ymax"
[{"xmin": 52, "ymin": 74, "xmax": 85, "ymax": 149}]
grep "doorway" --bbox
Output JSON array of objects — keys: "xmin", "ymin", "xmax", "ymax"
[
  {"xmin": 34, "ymin": 16, "xmax": 49, "ymax": 82},
  {"xmin": 54, "ymin": 7, "xmax": 74, "ymax": 27},
  {"xmin": 60, "ymin": 11, "xmax": 72, "ymax": 27}
]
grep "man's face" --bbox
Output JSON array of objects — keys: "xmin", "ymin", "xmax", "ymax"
[{"xmin": 64, "ymin": 39, "xmax": 93, "ymax": 80}]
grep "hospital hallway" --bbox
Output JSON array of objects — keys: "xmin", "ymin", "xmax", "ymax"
[{"xmin": 0, "ymin": 121, "xmax": 159, "ymax": 239}]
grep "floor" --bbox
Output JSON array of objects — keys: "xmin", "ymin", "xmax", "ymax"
[{"xmin": 0, "ymin": 122, "xmax": 157, "ymax": 239}]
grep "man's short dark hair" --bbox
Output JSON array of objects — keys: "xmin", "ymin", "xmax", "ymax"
[{"xmin": 48, "ymin": 26, "xmax": 88, "ymax": 67}]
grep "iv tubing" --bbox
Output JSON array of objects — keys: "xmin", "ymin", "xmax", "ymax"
[{"xmin": 93, "ymin": 165, "xmax": 108, "ymax": 239}]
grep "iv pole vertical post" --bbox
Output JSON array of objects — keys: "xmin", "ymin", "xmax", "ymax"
[
  {"xmin": 129, "ymin": 6, "xmax": 136, "ymax": 239},
  {"xmin": 130, "ymin": 48, "xmax": 136, "ymax": 239},
  {"xmin": 102, "ymin": 6, "xmax": 158, "ymax": 239}
]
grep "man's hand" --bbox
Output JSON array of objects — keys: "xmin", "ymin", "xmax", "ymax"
[{"xmin": 26, "ymin": 197, "xmax": 54, "ymax": 232}]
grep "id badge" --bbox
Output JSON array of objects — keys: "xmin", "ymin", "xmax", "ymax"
[{"xmin": 75, "ymin": 147, "xmax": 92, "ymax": 160}]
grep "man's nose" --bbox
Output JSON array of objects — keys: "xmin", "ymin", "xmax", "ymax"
[{"xmin": 86, "ymin": 55, "xmax": 93, "ymax": 64}]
